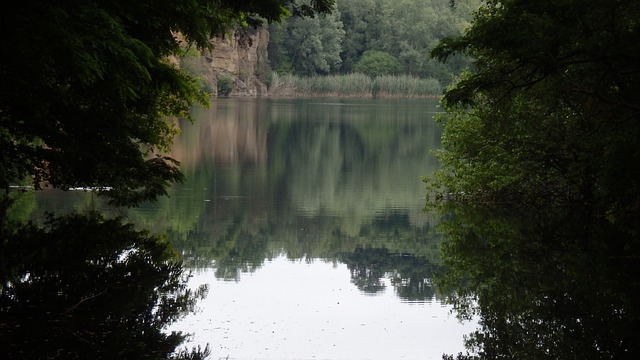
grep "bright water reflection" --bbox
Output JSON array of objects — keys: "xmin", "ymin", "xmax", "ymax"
[
  {"xmin": 30, "ymin": 97, "xmax": 477, "ymax": 359},
  {"xmin": 175, "ymin": 257, "xmax": 477, "ymax": 360}
]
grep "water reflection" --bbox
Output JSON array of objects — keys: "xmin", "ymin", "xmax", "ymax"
[
  {"xmin": 31, "ymin": 98, "xmax": 444, "ymax": 291},
  {"xmin": 24, "ymin": 98, "xmax": 464, "ymax": 358},
  {"xmin": 20, "ymin": 96, "xmax": 640, "ymax": 358},
  {"xmin": 0, "ymin": 213, "xmax": 208, "ymax": 359},
  {"xmin": 174, "ymin": 257, "xmax": 475, "ymax": 360},
  {"xmin": 175, "ymin": 97, "xmax": 441, "ymax": 261},
  {"xmin": 437, "ymin": 201, "xmax": 640, "ymax": 359},
  {"xmin": 340, "ymin": 247, "xmax": 442, "ymax": 302}
]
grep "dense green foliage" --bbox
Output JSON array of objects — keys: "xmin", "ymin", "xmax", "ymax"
[
  {"xmin": 216, "ymin": 73, "xmax": 235, "ymax": 96},
  {"xmin": 269, "ymin": 0, "xmax": 480, "ymax": 85},
  {"xmin": 353, "ymin": 50, "xmax": 403, "ymax": 77},
  {"xmin": 426, "ymin": 0, "xmax": 640, "ymax": 358},
  {"xmin": 269, "ymin": 7, "xmax": 345, "ymax": 76},
  {"xmin": 429, "ymin": 0, "xmax": 640, "ymax": 214}
]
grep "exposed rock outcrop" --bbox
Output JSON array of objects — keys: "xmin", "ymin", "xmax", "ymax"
[
  {"xmin": 170, "ymin": 28, "xmax": 269, "ymax": 96},
  {"xmin": 204, "ymin": 29, "xmax": 269, "ymax": 96}
]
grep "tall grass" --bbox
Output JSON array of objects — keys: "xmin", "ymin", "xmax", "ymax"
[
  {"xmin": 267, "ymin": 72, "xmax": 441, "ymax": 98},
  {"xmin": 373, "ymin": 75, "xmax": 441, "ymax": 98}
]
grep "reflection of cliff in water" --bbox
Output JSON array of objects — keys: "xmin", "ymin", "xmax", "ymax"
[
  {"xmin": 172, "ymin": 99, "xmax": 269, "ymax": 166},
  {"xmin": 169, "ymin": 98, "xmax": 440, "ymax": 229}
]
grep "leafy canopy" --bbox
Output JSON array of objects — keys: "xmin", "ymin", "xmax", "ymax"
[
  {"xmin": 268, "ymin": 7, "xmax": 345, "ymax": 76},
  {"xmin": 428, "ymin": 0, "xmax": 640, "ymax": 218}
]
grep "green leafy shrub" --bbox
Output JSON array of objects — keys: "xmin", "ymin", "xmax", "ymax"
[
  {"xmin": 353, "ymin": 51, "xmax": 403, "ymax": 77},
  {"xmin": 217, "ymin": 73, "xmax": 234, "ymax": 96}
]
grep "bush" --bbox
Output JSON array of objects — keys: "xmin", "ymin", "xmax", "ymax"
[
  {"xmin": 353, "ymin": 51, "xmax": 403, "ymax": 77},
  {"xmin": 217, "ymin": 73, "xmax": 234, "ymax": 96}
]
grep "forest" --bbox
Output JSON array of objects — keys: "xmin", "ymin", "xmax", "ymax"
[
  {"xmin": 269, "ymin": 0, "xmax": 480, "ymax": 87},
  {"xmin": 176, "ymin": 0, "xmax": 481, "ymax": 97}
]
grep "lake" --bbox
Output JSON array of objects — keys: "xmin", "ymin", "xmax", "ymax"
[{"xmin": 32, "ymin": 97, "xmax": 478, "ymax": 359}]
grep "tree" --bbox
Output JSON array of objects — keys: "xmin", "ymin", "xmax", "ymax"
[
  {"xmin": 352, "ymin": 50, "xmax": 403, "ymax": 77},
  {"xmin": 268, "ymin": 0, "xmax": 479, "ymax": 79},
  {"xmin": 269, "ymin": 8, "xmax": 345, "ymax": 76},
  {"xmin": 428, "ymin": 0, "xmax": 640, "ymax": 219},
  {"xmin": 337, "ymin": 0, "xmax": 478, "ymax": 80},
  {"xmin": 336, "ymin": 0, "xmax": 382, "ymax": 72}
]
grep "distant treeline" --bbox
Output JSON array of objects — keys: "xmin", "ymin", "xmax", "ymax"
[{"xmin": 268, "ymin": 0, "xmax": 480, "ymax": 87}]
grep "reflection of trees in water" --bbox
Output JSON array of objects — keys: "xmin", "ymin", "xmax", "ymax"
[
  {"xmin": 278, "ymin": 120, "xmax": 366, "ymax": 215},
  {"xmin": 267, "ymin": 102, "xmax": 439, "ymax": 229},
  {"xmin": 438, "ymin": 204, "xmax": 640, "ymax": 359},
  {"xmin": 340, "ymin": 247, "xmax": 442, "ymax": 301},
  {"xmin": 390, "ymin": 255, "xmax": 438, "ymax": 302},
  {"xmin": 367, "ymin": 211, "xmax": 411, "ymax": 235},
  {"xmin": 0, "ymin": 213, "xmax": 208, "ymax": 359},
  {"xmin": 118, "ymin": 99, "xmax": 442, "ymax": 271},
  {"xmin": 170, "ymin": 213, "xmax": 271, "ymax": 281},
  {"xmin": 162, "ymin": 201, "xmax": 444, "ymax": 300},
  {"xmin": 31, "ymin": 99, "xmax": 445, "ymax": 295},
  {"xmin": 342, "ymin": 247, "xmax": 389, "ymax": 294}
]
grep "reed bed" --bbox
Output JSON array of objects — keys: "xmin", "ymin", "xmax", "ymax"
[
  {"xmin": 373, "ymin": 75, "xmax": 441, "ymax": 98},
  {"xmin": 267, "ymin": 72, "xmax": 441, "ymax": 98}
]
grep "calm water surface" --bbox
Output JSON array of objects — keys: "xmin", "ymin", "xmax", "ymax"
[{"xmin": 35, "ymin": 98, "xmax": 477, "ymax": 359}]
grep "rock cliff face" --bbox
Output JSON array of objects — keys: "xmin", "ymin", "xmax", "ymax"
[{"xmin": 204, "ymin": 28, "xmax": 270, "ymax": 96}]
